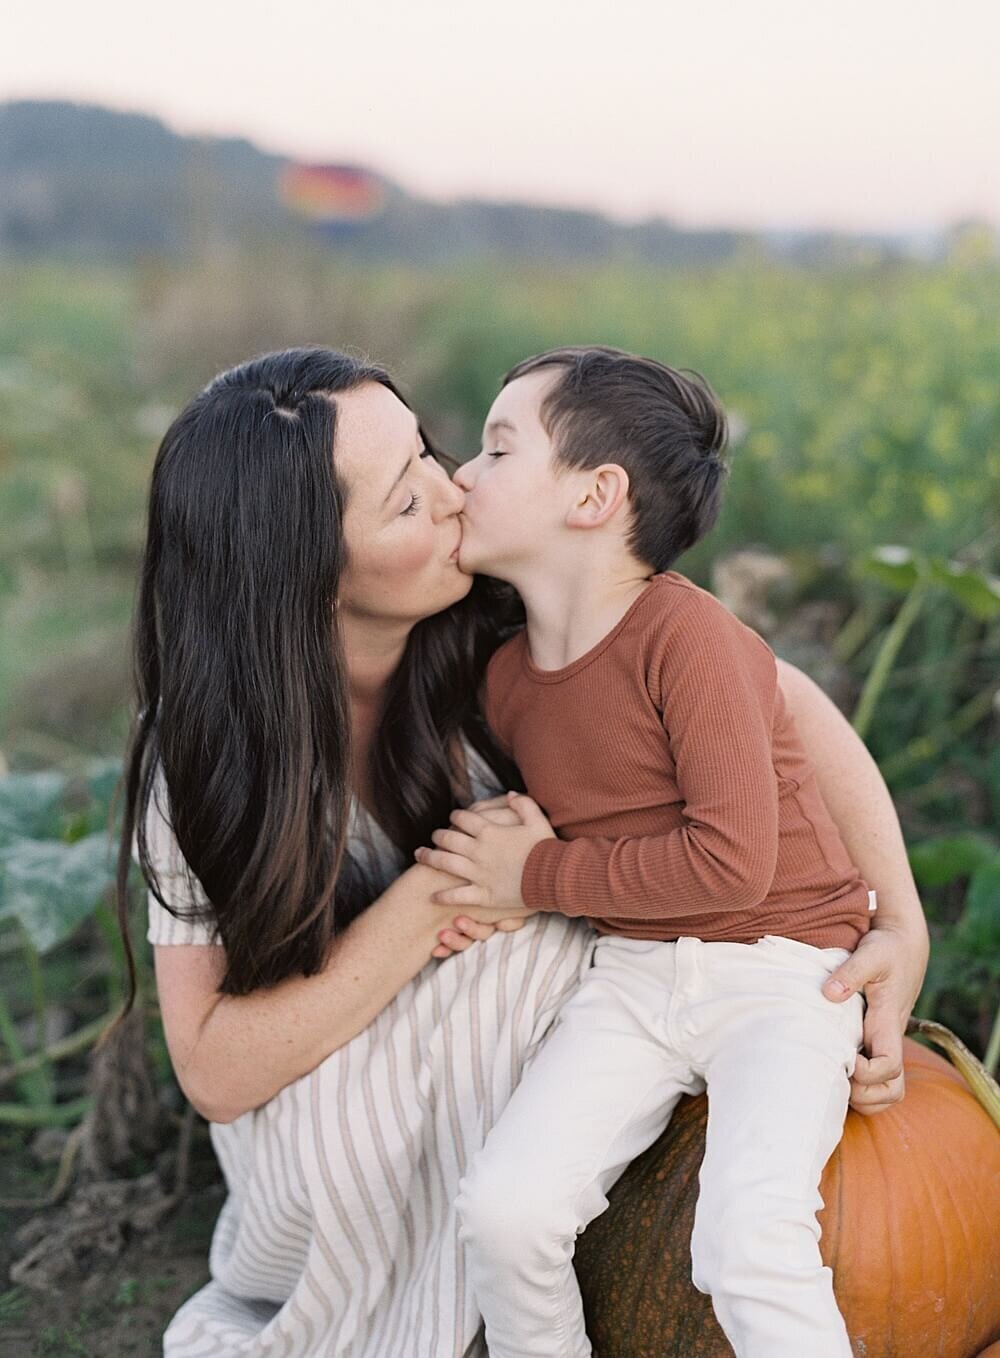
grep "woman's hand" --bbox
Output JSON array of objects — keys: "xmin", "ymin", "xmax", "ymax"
[
  {"xmin": 431, "ymin": 913, "xmax": 527, "ymax": 959},
  {"xmin": 821, "ymin": 923, "xmax": 929, "ymax": 1115}
]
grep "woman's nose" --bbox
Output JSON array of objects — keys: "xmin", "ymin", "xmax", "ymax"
[
  {"xmin": 436, "ymin": 472, "xmax": 465, "ymax": 518},
  {"xmin": 452, "ymin": 459, "xmax": 474, "ymax": 493}
]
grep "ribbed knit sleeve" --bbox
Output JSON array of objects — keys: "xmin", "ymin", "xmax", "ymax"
[{"xmin": 520, "ymin": 591, "xmax": 780, "ymax": 920}]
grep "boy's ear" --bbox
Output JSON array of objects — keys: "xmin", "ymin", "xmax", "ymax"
[{"xmin": 565, "ymin": 464, "xmax": 630, "ymax": 529}]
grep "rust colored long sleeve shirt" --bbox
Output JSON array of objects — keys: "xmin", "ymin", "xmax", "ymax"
[{"xmin": 482, "ymin": 572, "xmax": 873, "ymax": 950}]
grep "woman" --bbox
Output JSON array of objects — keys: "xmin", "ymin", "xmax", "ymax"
[{"xmin": 117, "ymin": 347, "xmax": 928, "ymax": 1357}]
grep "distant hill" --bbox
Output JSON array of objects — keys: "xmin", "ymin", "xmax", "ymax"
[{"xmin": 0, "ymin": 99, "xmax": 948, "ymax": 267}]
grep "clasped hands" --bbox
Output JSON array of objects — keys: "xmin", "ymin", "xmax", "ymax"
[
  {"xmin": 418, "ymin": 794, "xmax": 921, "ymax": 1119},
  {"xmin": 414, "ymin": 791, "xmax": 554, "ymax": 915}
]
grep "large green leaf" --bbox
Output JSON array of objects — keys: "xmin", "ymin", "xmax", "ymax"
[
  {"xmin": 0, "ymin": 832, "xmax": 115, "ymax": 953},
  {"xmin": 927, "ymin": 559, "xmax": 1000, "ymax": 621},
  {"xmin": 956, "ymin": 860, "xmax": 1000, "ymax": 967},
  {"xmin": 908, "ymin": 833, "xmax": 998, "ymax": 889},
  {"xmin": 0, "ymin": 771, "xmax": 69, "ymax": 847},
  {"xmin": 856, "ymin": 545, "xmax": 922, "ymax": 592},
  {"xmin": 85, "ymin": 758, "xmax": 124, "ymax": 818},
  {"xmin": 856, "ymin": 546, "xmax": 1000, "ymax": 619}
]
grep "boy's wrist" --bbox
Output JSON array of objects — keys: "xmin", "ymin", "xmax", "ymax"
[{"xmin": 521, "ymin": 838, "xmax": 570, "ymax": 915}]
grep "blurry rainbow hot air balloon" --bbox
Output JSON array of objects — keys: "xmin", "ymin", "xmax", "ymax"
[{"xmin": 279, "ymin": 163, "xmax": 386, "ymax": 239}]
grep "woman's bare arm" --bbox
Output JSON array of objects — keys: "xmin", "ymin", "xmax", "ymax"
[
  {"xmin": 776, "ymin": 659, "xmax": 927, "ymax": 947},
  {"xmin": 776, "ymin": 658, "xmax": 930, "ymax": 1113},
  {"xmin": 155, "ymin": 862, "xmax": 527, "ymax": 1124}
]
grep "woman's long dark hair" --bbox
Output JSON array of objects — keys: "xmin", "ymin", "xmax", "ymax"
[{"xmin": 113, "ymin": 347, "xmax": 523, "ymax": 1019}]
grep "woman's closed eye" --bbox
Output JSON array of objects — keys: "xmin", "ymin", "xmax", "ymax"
[{"xmin": 400, "ymin": 449, "xmax": 444, "ymax": 514}]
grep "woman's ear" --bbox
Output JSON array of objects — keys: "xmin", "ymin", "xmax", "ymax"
[{"xmin": 565, "ymin": 464, "xmax": 630, "ymax": 530}]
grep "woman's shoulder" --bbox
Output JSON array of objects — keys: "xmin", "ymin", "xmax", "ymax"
[{"xmin": 137, "ymin": 764, "xmax": 219, "ymax": 947}]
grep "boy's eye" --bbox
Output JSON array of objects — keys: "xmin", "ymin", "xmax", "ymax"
[{"xmin": 488, "ymin": 451, "xmax": 506, "ymax": 459}]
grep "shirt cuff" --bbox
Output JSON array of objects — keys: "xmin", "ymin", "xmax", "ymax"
[{"xmin": 522, "ymin": 838, "xmax": 580, "ymax": 915}]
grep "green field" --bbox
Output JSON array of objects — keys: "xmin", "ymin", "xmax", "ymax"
[{"xmin": 0, "ymin": 248, "xmax": 998, "ymax": 1348}]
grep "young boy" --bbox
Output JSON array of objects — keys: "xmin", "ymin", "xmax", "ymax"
[{"xmin": 413, "ymin": 346, "xmax": 876, "ymax": 1358}]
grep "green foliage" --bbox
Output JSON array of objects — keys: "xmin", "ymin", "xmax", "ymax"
[
  {"xmin": 0, "ymin": 252, "xmax": 996, "ymax": 1119},
  {"xmin": 909, "ymin": 833, "xmax": 997, "ymax": 891},
  {"xmin": 911, "ymin": 833, "xmax": 1000, "ymax": 1070},
  {"xmin": 858, "ymin": 546, "xmax": 1000, "ymax": 620},
  {"xmin": 0, "ymin": 763, "xmax": 125, "ymax": 954}
]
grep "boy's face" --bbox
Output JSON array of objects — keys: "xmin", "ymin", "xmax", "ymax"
[{"xmin": 453, "ymin": 368, "xmax": 570, "ymax": 579}]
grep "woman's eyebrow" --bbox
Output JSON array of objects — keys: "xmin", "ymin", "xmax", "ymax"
[
  {"xmin": 381, "ymin": 457, "xmax": 412, "ymax": 506},
  {"xmin": 380, "ymin": 431, "xmax": 425, "ymax": 507}
]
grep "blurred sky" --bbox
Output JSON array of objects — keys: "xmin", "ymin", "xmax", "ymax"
[{"xmin": 3, "ymin": 0, "xmax": 997, "ymax": 233}]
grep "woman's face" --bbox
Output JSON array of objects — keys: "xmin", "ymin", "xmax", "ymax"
[{"xmin": 335, "ymin": 382, "xmax": 471, "ymax": 628}]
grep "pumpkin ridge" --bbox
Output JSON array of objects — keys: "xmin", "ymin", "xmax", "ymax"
[{"xmin": 920, "ymin": 1077, "xmax": 1000, "ymax": 1334}]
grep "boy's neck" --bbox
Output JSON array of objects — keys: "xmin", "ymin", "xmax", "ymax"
[{"xmin": 512, "ymin": 553, "xmax": 657, "ymax": 672}]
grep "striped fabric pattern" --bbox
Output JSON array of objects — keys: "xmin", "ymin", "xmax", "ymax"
[{"xmin": 143, "ymin": 750, "xmax": 596, "ymax": 1356}]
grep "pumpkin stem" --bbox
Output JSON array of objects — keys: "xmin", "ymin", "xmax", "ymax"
[{"xmin": 906, "ymin": 1017, "xmax": 1000, "ymax": 1130}]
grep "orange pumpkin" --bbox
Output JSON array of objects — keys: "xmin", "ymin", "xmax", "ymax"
[{"xmin": 575, "ymin": 1037, "xmax": 1000, "ymax": 1357}]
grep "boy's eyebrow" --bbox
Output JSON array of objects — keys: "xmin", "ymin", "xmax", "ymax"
[{"xmin": 484, "ymin": 418, "xmax": 517, "ymax": 437}]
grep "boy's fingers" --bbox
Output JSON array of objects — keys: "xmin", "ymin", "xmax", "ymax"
[
  {"xmin": 494, "ymin": 917, "xmax": 527, "ymax": 933},
  {"xmin": 472, "ymin": 808, "xmax": 521, "ymax": 826},
  {"xmin": 415, "ymin": 846, "xmax": 475, "ymax": 878},
  {"xmin": 505, "ymin": 792, "xmax": 552, "ymax": 830},
  {"xmin": 449, "ymin": 808, "xmax": 489, "ymax": 833},
  {"xmin": 430, "ymin": 827, "xmax": 478, "ymax": 855},
  {"xmin": 432, "ymin": 943, "xmax": 454, "ymax": 958}
]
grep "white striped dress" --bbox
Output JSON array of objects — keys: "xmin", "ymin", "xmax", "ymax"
[{"xmin": 142, "ymin": 749, "xmax": 597, "ymax": 1357}]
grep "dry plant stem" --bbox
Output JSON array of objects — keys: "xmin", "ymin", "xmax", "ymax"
[
  {"xmin": 20, "ymin": 925, "xmax": 48, "ymax": 1063},
  {"xmin": 0, "ymin": 1096, "xmax": 92, "ymax": 1126},
  {"xmin": 983, "ymin": 1006, "xmax": 1000, "ymax": 1079},
  {"xmin": 907, "ymin": 1016, "xmax": 1000, "ymax": 1128},
  {"xmin": 165, "ymin": 1099, "xmax": 197, "ymax": 1206},
  {"xmin": 0, "ymin": 1119, "xmax": 86, "ymax": 1210},
  {"xmin": 0, "ymin": 1100, "xmax": 196, "ymax": 1214},
  {"xmin": 0, "ymin": 1014, "xmax": 114, "ymax": 1089},
  {"xmin": 879, "ymin": 682, "xmax": 998, "ymax": 780},
  {"xmin": 0, "ymin": 976, "xmax": 51, "ymax": 1109}
]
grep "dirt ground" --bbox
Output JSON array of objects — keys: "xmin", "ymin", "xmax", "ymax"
[{"xmin": 1, "ymin": 1122, "xmax": 223, "ymax": 1357}]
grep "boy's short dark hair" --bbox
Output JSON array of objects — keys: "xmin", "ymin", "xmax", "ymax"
[{"xmin": 502, "ymin": 346, "xmax": 729, "ymax": 573}]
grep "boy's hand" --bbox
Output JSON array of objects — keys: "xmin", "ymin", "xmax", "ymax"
[{"xmin": 414, "ymin": 792, "xmax": 555, "ymax": 912}]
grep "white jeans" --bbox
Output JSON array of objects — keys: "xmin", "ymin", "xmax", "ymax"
[{"xmin": 456, "ymin": 932, "xmax": 865, "ymax": 1358}]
